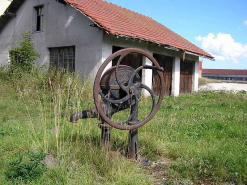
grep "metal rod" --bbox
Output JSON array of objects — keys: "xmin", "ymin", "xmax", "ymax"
[
  {"xmin": 128, "ymin": 97, "xmax": 139, "ymax": 159},
  {"xmin": 128, "ymin": 128, "xmax": 138, "ymax": 159},
  {"xmin": 100, "ymin": 104, "xmax": 112, "ymax": 151}
]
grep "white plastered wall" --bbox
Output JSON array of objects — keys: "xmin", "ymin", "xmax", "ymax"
[
  {"xmin": 193, "ymin": 60, "xmax": 199, "ymax": 92},
  {"xmin": 171, "ymin": 57, "xmax": 180, "ymax": 96}
]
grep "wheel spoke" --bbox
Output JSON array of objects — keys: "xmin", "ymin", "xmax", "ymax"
[
  {"xmin": 99, "ymin": 91, "xmax": 129, "ymax": 104},
  {"xmin": 115, "ymin": 54, "xmax": 128, "ymax": 91},
  {"xmin": 139, "ymin": 84, "xmax": 155, "ymax": 110},
  {"xmin": 128, "ymin": 65, "xmax": 164, "ymax": 86},
  {"xmin": 128, "ymin": 66, "xmax": 144, "ymax": 86},
  {"xmin": 120, "ymin": 95, "xmax": 138, "ymax": 124}
]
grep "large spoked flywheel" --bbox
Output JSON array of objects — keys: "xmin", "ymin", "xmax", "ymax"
[{"xmin": 93, "ymin": 48, "xmax": 165, "ymax": 130}]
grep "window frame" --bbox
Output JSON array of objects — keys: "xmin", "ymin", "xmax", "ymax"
[
  {"xmin": 49, "ymin": 46, "xmax": 76, "ymax": 72},
  {"xmin": 34, "ymin": 5, "xmax": 44, "ymax": 32}
]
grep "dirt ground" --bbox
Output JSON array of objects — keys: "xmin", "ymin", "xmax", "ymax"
[{"xmin": 199, "ymin": 83, "xmax": 247, "ymax": 92}]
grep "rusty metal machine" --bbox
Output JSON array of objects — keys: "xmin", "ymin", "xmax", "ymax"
[{"xmin": 70, "ymin": 48, "xmax": 165, "ymax": 159}]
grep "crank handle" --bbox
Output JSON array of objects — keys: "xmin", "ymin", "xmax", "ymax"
[{"xmin": 144, "ymin": 65, "xmax": 164, "ymax": 72}]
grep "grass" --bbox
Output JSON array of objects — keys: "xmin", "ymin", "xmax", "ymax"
[
  {"xmin": 199, "ymin": 77, "xmax": 221, "ymax": 86},
  {"xmin": 0, "ymin": 68, "xmax": 247, "ymax": 184}
]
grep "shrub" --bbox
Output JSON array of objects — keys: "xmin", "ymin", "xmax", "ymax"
[{"xmin": 8, "ymin": 31, "xmax": 40, "ymax": 76}]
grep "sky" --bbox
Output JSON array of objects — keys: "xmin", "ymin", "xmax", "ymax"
[
  {"xmin": 0, "ymin": 0, "xmax": 246, "ymax": 69},
  {"xmin": 105, "ymin": 0, "xmax": 247, "ymax": 69},
  {"xmin": 0, "ymin": 0, "xmax": 10, "ymax": 15}
]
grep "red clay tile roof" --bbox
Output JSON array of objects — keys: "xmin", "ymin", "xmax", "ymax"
[
  {"xmin": 203, "ymin": 69, "xmax": 247, "ymax": 75},
  {"xmin": 65, "ymin": 0, "xmax": 214, "ymax": 60}
]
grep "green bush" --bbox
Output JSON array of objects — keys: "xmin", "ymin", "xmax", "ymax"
[{"xmin": 8, "ymin": 31, "xmax": 40, "ymax": 77}]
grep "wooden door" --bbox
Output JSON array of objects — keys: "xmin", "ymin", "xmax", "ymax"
[
  {"xmin": 180, "ymin": 60, "xmax": 193, "ymax": 94},
  {"xmin": 152, "ymin": 54, "xmax": 173, "ymax": 95},
  {"xmin": 112, "ymin": 46, "xmax": 143, "ymax": 77}
]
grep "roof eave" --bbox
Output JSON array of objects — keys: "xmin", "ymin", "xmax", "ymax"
[{"xmin": 113, "ymin": 33, "xmax": 215, "ymax": 61}]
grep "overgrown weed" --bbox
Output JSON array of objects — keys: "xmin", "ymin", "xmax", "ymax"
[
  {"xmin": 0, "ymin": 66, "xmax": 247, "ymax": 184},
  {"xmin": 6, "ymin": 150, "xmax": 46, "ymax": 182},
  {"xmin": 0, "ymin": 67, "xmax": 151, "ymax": 184}
]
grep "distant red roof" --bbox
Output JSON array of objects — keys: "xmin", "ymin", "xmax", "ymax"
[
  {"xmin": 199, "ymin": 61, "xmax": 202, "ymax": 70},
  {"xmin": 65, "ymin": 0, "xmax": 214, "ymax": 60},
  {"xmin": 203, "ymin": 69, "xmax": 247, "ymax": 75}
]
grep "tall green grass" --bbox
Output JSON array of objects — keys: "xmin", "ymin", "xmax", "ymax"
[
  {"xmin": 0, "ymin": 67, "xmax": 247, "ymax": 184},
  {"xmin": 0, "ymin": 68, "xmax": 151, "ymax": 184}
]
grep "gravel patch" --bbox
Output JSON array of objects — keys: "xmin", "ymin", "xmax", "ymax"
[{"xmin": 199, "ymin": 83, "xmax": 247, "ymax": 92}]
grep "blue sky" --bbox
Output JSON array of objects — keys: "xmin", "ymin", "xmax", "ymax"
[{"xmin": 106, "ymin": 0, "xmax": 247, "ymax": 69}]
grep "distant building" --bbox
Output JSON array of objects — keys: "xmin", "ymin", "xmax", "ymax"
[
  {"xmin": 202, "ymin": 69, "xmax": 247, "ymax": 81},
  {"xmin": 198, "ymin": 61, "xmax": 202, "ymax": 77}
]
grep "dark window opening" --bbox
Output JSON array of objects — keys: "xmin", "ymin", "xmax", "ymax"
[
  {"xmin": 49, "ymin": 46, "xmax": 75, "ymax": 72},
  {"xmin": 35, "ymin": 6, "xmax": 44, "ymax": 31},
  {"xmin": 112, "ymin": 46, "xmax": 124, "ymax": 66},
  {"xmin": 56, "ymin": 0, "xmax": 67, "ymax": 5}
]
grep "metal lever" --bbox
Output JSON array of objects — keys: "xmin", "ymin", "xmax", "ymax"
[{"xmin": 143, "ymin": 65, "xmax": 164, "ymax": 72}]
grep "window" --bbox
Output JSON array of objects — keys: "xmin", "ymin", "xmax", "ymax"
[
  {"xmin": 49, "ymin": 46, "xmax": 75, "ymax": 72},
  {"xmin": 56, "ymin": 0, "xmax": 67, "ymax": 5},
  {"xmin": 35, "ymin": 6, "xmax": 44, "ymax": 31}
]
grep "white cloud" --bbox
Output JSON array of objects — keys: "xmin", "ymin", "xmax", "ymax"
[
  {"xmin": 244, "ymin": 20, "xmax": 247, "ymax": 25},
  {"xmin": 196, "ymin": 33, "xmax": 247, "ymax": 63}
]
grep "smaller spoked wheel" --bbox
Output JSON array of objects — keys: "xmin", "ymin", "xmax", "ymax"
[{"xmin": 93, "ymin": 48, "xmax": 165, "ymax": 130}]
